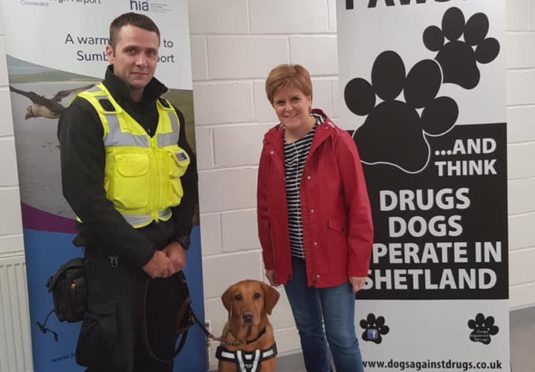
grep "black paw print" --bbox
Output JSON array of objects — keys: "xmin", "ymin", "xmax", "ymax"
[
  {"xmin": 345, "ymin": 51, "xmax": 458, "ymax": 173},
  {"xmin": 468, "ymin": 313, "xmax": 499, "ymax": 345},
  {"xmin": 360, "ymin": 313, "xmax": 389, "ymax": 344},
  {"xmin": 423, "ymin": 7, "xmax": 500, "ymax": 89}
]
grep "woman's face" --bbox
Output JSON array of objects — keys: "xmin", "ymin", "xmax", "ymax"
[{"xmin": 272, "ymin": 85, "xmax": 312, "ymax": 132}]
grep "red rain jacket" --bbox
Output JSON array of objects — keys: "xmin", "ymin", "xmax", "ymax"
[{"xmin": 257, "ymin": 109, "xmax": 374, "ymax": 288}]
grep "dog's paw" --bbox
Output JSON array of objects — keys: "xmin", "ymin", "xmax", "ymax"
[
  {"xmin": 423, "ymin": 7, "xmax": 500, "ymax": 89},
  {"xmin": 344, "ymin": 51, "xmax": 458, "ymax": 173},
  {"xmin": 468, "ymin": 313, "xmax": 499, "ymax": 345},
  {"xmin": 360, "ymin": 313, "xmax": 389, "ymax": 344}
]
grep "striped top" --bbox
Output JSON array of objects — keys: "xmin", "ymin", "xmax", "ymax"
[{"xmin": 284, "ymin": 114, "xmax": 324, "ymax": 258}]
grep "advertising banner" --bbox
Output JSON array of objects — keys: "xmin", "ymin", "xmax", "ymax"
[
  {"xmin": 337, "ymin": 0, "xmax": 509, "ymax": 370},
  {"xmin": 1, "ymin": 1, "xmax": 205, "ymax": 371}
]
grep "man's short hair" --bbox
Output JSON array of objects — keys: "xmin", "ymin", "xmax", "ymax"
[{"xmin": 109, "ymin": 12, "xmax": 160, "ymax": 49}]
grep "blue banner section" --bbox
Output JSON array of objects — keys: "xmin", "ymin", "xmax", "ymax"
[{"xmin": 25, "ymin": 226, "xmax": 206, "ymax": 372}]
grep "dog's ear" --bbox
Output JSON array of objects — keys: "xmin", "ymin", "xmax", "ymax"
[
  {"xmin": 221, "ymin": 284, "xmax": 235, "ymax": 312},
  {"xmin": 262, "ymin": 282, "xmax": 280, "ymax": 315}
]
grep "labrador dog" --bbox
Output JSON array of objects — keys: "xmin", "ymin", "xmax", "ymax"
[{"xmin": 217, "ymin": 280, "xmax": 280, "ymax": 372}]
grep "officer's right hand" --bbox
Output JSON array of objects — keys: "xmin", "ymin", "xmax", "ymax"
[{"xmin": 142, "ymin": 250, "xmax": 175, "ymax": 279}]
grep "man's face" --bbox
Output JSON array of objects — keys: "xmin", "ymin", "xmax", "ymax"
[{"xmin": 106, "ymin": 25, "xmax": 160, "ymax": 96}]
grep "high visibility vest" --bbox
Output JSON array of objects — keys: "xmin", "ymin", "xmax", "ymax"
[{"xmin": 77, "ymin": 83, "xmax": 190, "ymax": 228}]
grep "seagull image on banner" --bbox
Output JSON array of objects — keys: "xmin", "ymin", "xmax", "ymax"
[
  {"xmin": 344, "ymin": 7, "xmax": 500, "ymax": 174},
  {"xmin": 10, "ymin": 83, "xmax": 94, "ymax": 120}
]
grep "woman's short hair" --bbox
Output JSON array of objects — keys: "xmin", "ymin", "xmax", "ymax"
[{"xmin": 265, "ymin": 64, "xmax": 313, "ymax": 104}]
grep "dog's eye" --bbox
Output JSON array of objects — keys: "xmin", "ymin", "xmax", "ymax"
[
  {"xmin": 253, "ymin": 292, "xmax": 261, "ymax": 299},
  {"xmin": 234, "ymin": 294, "xmax": 242, "ymax": 301}
]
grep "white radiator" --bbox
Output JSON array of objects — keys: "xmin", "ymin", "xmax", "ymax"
[{"xmin": 0, "ymin": 256, "xmax": 33, "ymax": 372}]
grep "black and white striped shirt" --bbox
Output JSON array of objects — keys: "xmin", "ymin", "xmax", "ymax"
[{"xmin": 284, "ymin": 114, "xmax": 324, "ymax": 258}]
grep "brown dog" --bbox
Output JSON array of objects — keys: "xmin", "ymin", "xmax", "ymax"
[{"xmin": 217, "ymin": 280, "xmax": 280, "ymax": 372}]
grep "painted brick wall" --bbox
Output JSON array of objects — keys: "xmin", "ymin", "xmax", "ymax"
[
  {"xmin": 190, "ymin": 0, "xmax": 535, "ymax": 361},
  {"xmin": 189, "ymin": 0, "xmax": 338, "ymax": 357},
  {"xmin": 505, "ymin": 0, "xmax": 535, "ymax": 308}
]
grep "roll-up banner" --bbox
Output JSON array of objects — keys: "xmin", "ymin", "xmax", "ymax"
[
  {"xmin": 1, "ymin": 1, "xmax": 206, "ymax": 371},
  {"xmin": 337, "ymin": 0, "xmax": 509, "ymax": 371}
]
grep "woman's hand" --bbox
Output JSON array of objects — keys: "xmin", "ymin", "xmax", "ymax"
[
  {"xmin": 265, "ymin": 270, "xmax": 280, "ymax": 286},
  {"xmin": 349, "ymin": 276, "xmax": 367, "ymax": 293}
]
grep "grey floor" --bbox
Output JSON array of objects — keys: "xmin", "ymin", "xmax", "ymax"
[
  {"xmin": 276, "ymin": 307, "xmax": 535, "ymax": 372},
  {"xmin": 510, "ymin": 307, "xmax": 535, "ymax": 372}
]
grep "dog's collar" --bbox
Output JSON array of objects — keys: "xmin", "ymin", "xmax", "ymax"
[
  {"xmin": 216, "ymin": 343, "xmax": 277, "ymax": 372},
  {"xmin": 222, "ymin": 326, "xmax": 267, "ymax": 346}
]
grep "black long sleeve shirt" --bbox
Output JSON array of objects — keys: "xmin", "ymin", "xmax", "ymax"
[{"xmin": 57, "ymin": 66, "xmax": 198, "ymax": 267}]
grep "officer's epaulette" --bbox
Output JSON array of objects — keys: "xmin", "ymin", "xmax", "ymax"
[
  {"xmin": 158, "ymin": 97, "xmax": 171, "ymax": 108},
  {"xmin": 98, "ymin": 98, "xmax": 115, "ymax": 113}
]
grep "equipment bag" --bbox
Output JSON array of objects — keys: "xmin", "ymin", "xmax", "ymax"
[{"xmin": 46, "ymin": 257, "xmax": 88, "ymax": 322}]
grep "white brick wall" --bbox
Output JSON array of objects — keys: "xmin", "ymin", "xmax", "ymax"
[
  {"xmin": 190, "ymin": 0, "xmax": 339, "ymax": 358},
  {"xmin": 191, "ymin": 1, "xmax": 535, "ymax": 362},
  {"xmin": 221, "ymin": 209, "xmax": 259, "ymax": 252},
  {"xmin": 249, "ymin": 0, "xmax": 330, "ymax": 34},
  {"xmin": 506, "ymin": 0, "xmax": 535, "ymax": 310},
  {"xmin": 193, "ymin": 82, "xmax": 255, "ymax": 125},
  {"xmin": 207, "ymin": 37, "xmax": 289, "ymax": 79},
  {"xmin": 213, "ymin": 124, "xmax": 271, "ymax": 167}
]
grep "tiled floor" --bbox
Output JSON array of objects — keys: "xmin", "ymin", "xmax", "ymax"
[{"xmin": 275, "ymin": 307, "xmax": 534, "ymax": 372}]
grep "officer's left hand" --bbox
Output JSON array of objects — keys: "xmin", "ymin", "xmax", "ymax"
[{"xmin": 163, "ymin": 241, "xmax": 187, "ymax": 274}]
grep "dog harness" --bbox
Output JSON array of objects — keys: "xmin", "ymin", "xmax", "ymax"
[{"xmin": 216, "ymin": 343, "xmax": 277, "ymax": 372}]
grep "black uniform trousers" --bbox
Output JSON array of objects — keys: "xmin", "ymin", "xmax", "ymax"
[{"xmin": 77, "ymin": 247, "xmax": 182, "ymax": 372}]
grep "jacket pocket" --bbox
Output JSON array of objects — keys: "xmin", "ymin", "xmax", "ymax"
[
  {"xmin": 107, "ymin": 152, "xmax": 150, "ymax": 210},
  {"xmin": 326, "ymin": 218, "xmax": 347, "ymax": 272},
  {"xmin": 76, "ymin": 301, "xmax": 118, "ymax": 367},
  {"xmin": 328, "ymin": 218, "xmax": 346, "ymax": 235},
  {"xmin": 165, "ymin": 147, "xmax": 190, "ymax": 206}
]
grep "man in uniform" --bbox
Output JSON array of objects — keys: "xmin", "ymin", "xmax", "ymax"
[{"xmin": 58, "ymin": 12, "xmax": 198, "ymax": 372}]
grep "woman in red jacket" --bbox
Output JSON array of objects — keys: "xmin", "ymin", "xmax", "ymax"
[{"xmin": 257, "ymin": 64, "xmax": 374, "ymax": 372}]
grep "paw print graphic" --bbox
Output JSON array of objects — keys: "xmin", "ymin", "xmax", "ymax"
[
  {"xmin": 345, "ymin": 50, "xmax": 458, "ymax": 173},
  {"xmin": 468, "ymin": 313, "xmax": 499, "ymax": 345},
  {"xmin": 423, "ymin": 7, "xmax": 500, "ymax": 89},
  {"xmin": 360, "ymin": 313, "xmax": 390, "ymax": 344}
]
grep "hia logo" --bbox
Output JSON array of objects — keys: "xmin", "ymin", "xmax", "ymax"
[{"xmin": 130, "ymin": 0, "xmax": 149, "ymax": 12}]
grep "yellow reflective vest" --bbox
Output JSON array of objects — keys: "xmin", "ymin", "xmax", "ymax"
[{"xmin": 77, "ymin": 83, "xmax": 190, "ymax": 228}]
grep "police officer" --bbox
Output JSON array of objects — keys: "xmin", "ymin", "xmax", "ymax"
[{"xmin": 58, "ymin": 12, "xmax": 198, "ymax": 372}]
